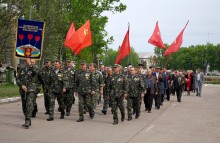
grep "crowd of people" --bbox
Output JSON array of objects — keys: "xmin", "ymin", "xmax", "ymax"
[{"xmin": 15, "ymin": 58, "xmax": 204, "ymax": 129}]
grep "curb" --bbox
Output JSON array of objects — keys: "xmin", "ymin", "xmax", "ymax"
[
  {"xmin": 204, "ymin": 84, "xmax": 220, "ymax": 87},
  {"xmin": 0, "ymin": 94, "xmax": 43, "ymax": 104}
]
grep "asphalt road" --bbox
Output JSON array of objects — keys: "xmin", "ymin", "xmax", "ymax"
[{"xmin": 0, "ymin": 85, "xmax": 220, "ymax": 143}]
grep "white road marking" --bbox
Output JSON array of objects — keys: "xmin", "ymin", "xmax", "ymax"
[
  {"xmin": 145, "ymin": 124, "xmax": 154, "ymax": 132},
  {"xmin": 172, "ymin": 103, "xmax": 176, "ymax": 107}
]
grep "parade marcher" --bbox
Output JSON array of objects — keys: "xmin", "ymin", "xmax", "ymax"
[
  {"xmin": 30, "ymin": 59, "xmax": 40, "ymax": 118},
  {"xmin": 163, "ymin": 67, "xmax": 170, "ymax": 101},
  {"xmin": 135, "ymin": 63, "xmax": 146, "ymax": 114},
  {"xmin": 47, "ymin": 60, "xmax": 65, "ymax": 121},
  {"xmin": 195, "ymin": 69, "xmax": 204, "ymax": 97},
  {"xmin": 109, "ymin": 64, "xmax": 127, "ymax": 125},
  {"xmin": 89, "ymin": 63, "xmax": 104, "ymax": 109},
  {"xmin": 185, "ymin": 70, "xmax": 194, "ymax": 96},
  {"xmin": 144, "ymin": 69, "xmax": 158, "ymax": 113},
  {"xmin": 102, "ymin": 67, "xmax": 113, "ymax": 115},
  {"xmin": 39, "ymin": 59, "xmax": 53, "ymax": 114},
  {"xmin": 152, "ymin": 66, "xmax": 162, "ymax": 109},
  {"xmin": 173, "ymin": 71, "xmax": 185, "ymax": 102},
  {"xmin": 63, "ymin": 59, "xmax": 76, "ymax": 116},
  {"xmin": 158, "ymin": 71, "xmax": 165, "ymax": 106},
  {"xmin": 127, "ymin": 67, "xmax": 145, "ymax": 121},
  {"xmin": 16, "ymin": 58, "xmax": 38, "ymax": 129},
  {"xmin": 75, "ymin": 61, "xmax": 95, "ymax": 122}
]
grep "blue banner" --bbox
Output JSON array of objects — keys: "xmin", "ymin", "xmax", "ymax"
[{"xmin": 15, "ymin": 18, "xmax": 45, "ymax": 59}]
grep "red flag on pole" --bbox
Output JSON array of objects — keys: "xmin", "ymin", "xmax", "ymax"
[
  {"xmin": 164, "ymin": 21, "xmax": 189, "ymax": 57},
  {"xmin": 148, "ymin": 21, "xmax": 166, "ymax": 49},
  {"xmin": 73, "ymin": 20, "xmax": 92, "ymax": 55},
  {"xmin": 115, "ymin": 27, "xmax": 130, "ymax": 64},
  {"xmin": 64, "ymin": 22, "xmax": 76, "ymax": 47}
]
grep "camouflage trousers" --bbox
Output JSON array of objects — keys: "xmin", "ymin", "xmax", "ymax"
[
  {"xmin": 103, "ymin": 93, "xmax": 111, "ymax": 112},
  {"xmin": 43, "ymin": 88, "xmax": 50, "ymax": 113},
  {"xmin": 63, "ymin": 89, "xmax": 75, "ymax": 113},
  {"xmin": 78, "ymin": 93, "xmax": 94, "ymax": 119},
  {"xmin": 20, "ymin": 90, "xmax": 36, "ymax": 124},
  {"xmin": 93, "ymin": 91, "xmax": 100, "ymax": 110},
  {"xmin": 127, "ymin": 96, "xmax": 142, "ymax": 118},
  {"xmin": 111, "ymin": 96, "xmax": 125, "ymax": 122},
  {"xmin": 48, "ymin": 92, "xmax": 65, "ymax": 118}
]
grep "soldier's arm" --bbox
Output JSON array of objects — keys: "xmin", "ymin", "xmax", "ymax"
[{"xmin": 99, "ymin": 73, "xmax": 104, "ymax": 94}]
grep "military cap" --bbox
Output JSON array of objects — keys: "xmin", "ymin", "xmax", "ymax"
[
  {"xmin": 113, "ymin": 64, "xmax": 120, "ymax": 68},
  {"xmin": 44, "ymin": 59, "xmax": 50, "ymax": 63},
  {"xmin": 149, "ymin": 65, "xmax": 154, "ymax": 69},
  {"xmin": 138, "ymin": 63, "xmax": 144, "ymax": 67},
  {"xmin": 66, "ymin": 59, "xmax": 72, "ymax": 63},
  {"xmin": 80, "ymin": 60, "xmax": 86, "ymax": 65},
  {"xmin": 156, "ymin": 66, "xmax": 161, "ymax": 69}
]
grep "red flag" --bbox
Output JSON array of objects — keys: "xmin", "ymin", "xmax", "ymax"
[
  {"xmin": 64, "ymin": 22, "xmax": 76, "ymax": 47},
  {"xmin": 148, "ymin": 21, "xmax": 166, "ymax": 49},
  {"xmin": 115, "ymin": 28, "xmax": 130, "ymax": 64},
  {"xmin": 164, "ymin": 21, "xmax": 189, "ymax": 57},
  {"xmin": 73, "ymin": 20, "xmax": 92, "ymax": 55}
]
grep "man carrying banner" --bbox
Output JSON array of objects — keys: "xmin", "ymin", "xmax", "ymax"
[{"xmin": 16, "ymin": 58, "xmax": 39, "ymax": 129}]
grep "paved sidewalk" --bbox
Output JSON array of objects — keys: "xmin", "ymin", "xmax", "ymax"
[{"xmin": 0, "ymin": 86, "xmax": 220, "ymax": 143}]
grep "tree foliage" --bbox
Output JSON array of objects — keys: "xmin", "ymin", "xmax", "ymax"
[
  {"xmin": 154, "ymin": 43, "xmax": 220, "ymax": 72},
  {"xmin": 0, "ymin": 0, "xmax": 126, "ymax": 66},
  {"xmin": 103, "ymin": 47, "xmax": 139, "ymax": 67}
]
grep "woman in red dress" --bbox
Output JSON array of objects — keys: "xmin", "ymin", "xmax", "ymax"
[{"xmin": 185, "ymin": 71, "xmax": 194, "ymax": 95}]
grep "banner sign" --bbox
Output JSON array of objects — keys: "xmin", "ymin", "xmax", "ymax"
[{"xmin": 15, "ymin": 18, "xmax": 45, "ymax": 59}]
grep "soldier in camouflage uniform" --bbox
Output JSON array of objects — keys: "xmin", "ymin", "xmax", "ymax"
[
  {"xmin": 109, "ymin": 64, "xmax": 128, "ymax": 125},
  {"xmin": 16, "ymin": 58, "xmax": 39, "ymax": 129},
  {"xmin": 30, "ymin": 59, "xmax": 40, "ymax": 118},
  {"xmin": 127, "ymin": 67, "xmax": 145, "ymax": 121},
  {"xmin": 89, "ymin": 63, "xmax": 104, "ymax": 110},
  {"xmin": 75, "ymin": 61, "xmax": 95, "ymax": 122},
  {"xmin": 39, "ymin": 59, "xmax": 53, "ymax": 114},
  {"xmin": 63, "ymin": 59, "xmax": 75, "ymax": 116},
  {"xmin": 102, "ymin": 67, "xmax": 113, "ymax": 115},
  {"xmin": 47, "ymin": 60, "xmax": 65, "ymax": 121}
]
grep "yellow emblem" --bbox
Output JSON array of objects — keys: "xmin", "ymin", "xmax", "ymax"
[{"xmin": 84, "ymin": 28, "xmax": 88, "ymax": 36}]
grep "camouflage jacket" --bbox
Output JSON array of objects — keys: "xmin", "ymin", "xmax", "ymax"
[
  {"xmin": 39, "ymin": 66, "xmax": 53, "ymax": 89},
  {"xmin": 127, "ymin": 74, "xmax": 145, "ymax": 97},
  {"xmin": 110, "ymin": 73, "xmax": 128, "ymax": 98},
  {"xmin": 75, "ymin": 69, "xmax": 93, "ymax": 94},
  {"xmin": 63, "ymin": 66, "xmax": 75, "ymax": 90},
  {"xmin": 16, "ymin": 65, "xmax": 39, "ymax": 93},
  {"xmin": 91, "ymin": 70, "xmax": 104, "ymax": 92},
  {"xmin": 50, "ymin": 69, "xmax": 64, "ymax": 93}
]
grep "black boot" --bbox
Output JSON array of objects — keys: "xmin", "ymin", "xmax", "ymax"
[
  {"xmin": 113, "ymin": 120, "xmax": 118, "ymax": 125},
  {"xmin": 60, "ymin": 111, "xmax": 65, "ymax": 119},
  {"xmin": 47, "ymin": 117, "xmax": 54, "ymax": 121},
  {"xmin": 121, "ymin": 113, "xmax": 125, "ymax": 122},
  {"xmin": 128, "ymin": 116, "xmax": 132, "ymax": 121},
  {"xmin": 77, "ymin": 117, "xmax": 84, "ymax": 122},
  {"xmin": 102, "ymin": 110, "xmax": 107, "ymax": 115}
]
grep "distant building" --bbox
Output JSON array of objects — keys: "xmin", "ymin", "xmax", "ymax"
[{"xmin": 138, "ymin": 52, "xmax": 155, "ymax": 69}]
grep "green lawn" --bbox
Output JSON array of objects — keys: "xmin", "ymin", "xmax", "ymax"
[{"xmin": 0, "ymin": 83, "xmax": 19, "ymax": 99}]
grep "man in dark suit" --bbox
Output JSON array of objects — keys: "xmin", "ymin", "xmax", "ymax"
[
  {"xmin": 173, "ymin": 71, "xmax": 185, "ymax": 102},
  {"xmin": 152, "ymin": 66, "xmax": 162, "ymax": 109}
]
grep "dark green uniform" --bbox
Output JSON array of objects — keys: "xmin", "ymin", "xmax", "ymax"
[
  {"xmin": 39, "ymin": 66, "xmax": 53, "ymax": 114},
  {"xmin": 91, "ymin": 70, "xmax": 104, "ymax": 109},
  {"xmin": 75, "ymin": 69, "xmax": 94, "ymax": 121},
  {"xmin": 63, "ymin": 66, "xmax": 75, "ymax": 116},
  {"xmin": 102, "ymin": 74, "xmax": 112, "ymax": 114},
  {"xmin": 127, "ymin": 74, "xmax": 145, "ymax": 120},
  {"xmin": 109, "ymin": 73, "xmax": 127, "ymax": 124},
  {"xmin": 16, "ymin": 64, "xmax": 38, "ymax": 127},
  {"xmin": 48, "ymin": 69, "xmax": 65, "ymax": 119}
]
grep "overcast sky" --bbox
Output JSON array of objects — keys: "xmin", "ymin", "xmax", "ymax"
[{"xmin": 104, "ymin": 0, "xmax": 220, "ymax": 53}]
